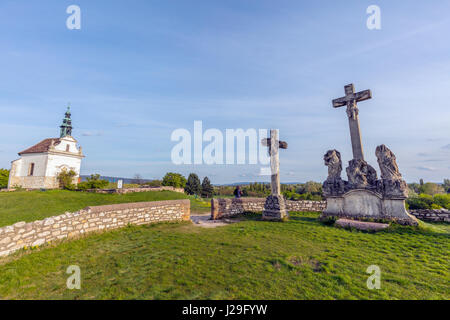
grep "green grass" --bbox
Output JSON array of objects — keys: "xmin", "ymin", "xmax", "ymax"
[
  {"xmin": 0, "ymin": 212, "xmax": 448, "ymax": 300},
  {"xmin": 0, "ymin": 190, "xmax": 209, "ymax": 227}
]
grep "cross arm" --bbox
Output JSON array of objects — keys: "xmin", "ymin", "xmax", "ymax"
[
  {"xmin": 332, "ymin": 89, "xmax": 372, "ymax": 108},
  {"xmin": 261, "ymin": 138, "xmax": 288, "ymax": 149}
]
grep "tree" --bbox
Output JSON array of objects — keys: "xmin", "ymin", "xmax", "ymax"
[
  {"xmin": 185, "ymin": 173, "xmax": 201, "ymax": 195},
  {"xmin": 201, "ymin": 176, "xmax": 214, "ymax": 198},
  {"xmin": 162, "ymin": 172, "xmax": 186, "ymax": 188},
  {"xmin": 419, "ymin": 182, "xmax": 445, "ymax": 196},
  {"xmin": 57, "ymin": 169, "xmax": 77, "ymax": 190},
  {"xmin": 0, "ymin": 169, "xmax": 10, "ymax": 189},
  {"xmin": 443, "ymin": 179, "xmax": 450, "ymax": 193}
]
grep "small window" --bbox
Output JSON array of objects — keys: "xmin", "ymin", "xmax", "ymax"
[
  {"xmin": 29, "ymin": 163, "xmax": 35, "ymax": 176},
  {"xmin": 66, "ymin": 144, "xmax": 70, "ymax": 152}
]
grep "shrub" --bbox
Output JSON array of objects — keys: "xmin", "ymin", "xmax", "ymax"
[
  {"xmin": 0, "ymin": 169, "xmax": 9, "ymax": 189},
  {"xmin": 433, "ymin": 194, "xmax": 450, "ymax": 209},
  {"xmin": 57, "ymin": 169, "xmax": 77, "ymax": 190},
  {"xmin": 162, "ymin": 173, "xmax": 186, "ymax": 188},
  {"xmin": 78, "ymin": 174, "xmax": 109, "ymax": 190}
]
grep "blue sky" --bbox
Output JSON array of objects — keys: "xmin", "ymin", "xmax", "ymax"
[{"xmin": 0, "ymin": 0, "xmax": 449, "ymax": 184}]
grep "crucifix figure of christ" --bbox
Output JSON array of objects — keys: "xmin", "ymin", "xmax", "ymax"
[
  {"xmin": 261, "ymin": 129, "xmax": 288, "ymax": 221},
  {"xmin": 332, "ymin": 84, "xmax": 372, "ymax": 160}
]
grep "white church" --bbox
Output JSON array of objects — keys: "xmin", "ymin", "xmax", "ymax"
[{"xmin": 8, "ymin": 107, "xmax": 84, "ymax": 189}]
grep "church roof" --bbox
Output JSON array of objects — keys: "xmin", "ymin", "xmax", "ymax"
[{"xmin": 18, "ymin": 138, "xmax": 61, "ymax": 155}]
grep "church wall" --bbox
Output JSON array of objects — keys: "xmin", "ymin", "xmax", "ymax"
[
  {"xmin": 45, "ymin": 154, "xmax": 82, "ymax": 178},
  {"xmin": 53, "ymin": 137, "xmax": 79, "ymax": 153},
  {"xmin": 16, "ymin": 154, "xmax": 47, "ymax": 177}
]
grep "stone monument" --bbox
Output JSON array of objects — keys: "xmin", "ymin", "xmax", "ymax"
[
  {"xmin": 261, "ymin": 129, "xmax": 288, "ymax": 221},
  {"xmin": 320, "ymin": 84, "xmax": 418, "ymax": 225}
]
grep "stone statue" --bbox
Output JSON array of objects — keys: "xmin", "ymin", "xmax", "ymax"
[
  {"xmin": 376, "ymin": 144, "xmax": 408, "ymax": 198},
  {"xmin": 323, "ymin": 150, "xmax": 346, "ymax": 196},
  {"xmin": 376, "ymin": 144, "xmax": 402, "ymax": 180},
  {"xmin": 324, "ymin": 150, "xmax": 342, "ymax": 180},
  {"xmin": 346, "ymin": 159, "xmax": 378, "ymax": 189}
]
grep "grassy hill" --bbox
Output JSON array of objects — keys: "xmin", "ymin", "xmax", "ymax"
[
  {"xmin": 0, "ymin": 190, "xmax": 208, "ymax": 228},
  {"xmin": 0, "ymin": 211, "xmax": 448, "ymax": 299}
]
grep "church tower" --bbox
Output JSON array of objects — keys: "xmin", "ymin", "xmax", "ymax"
[
  {"xmin": 60, "ymin": 105, "xmax": 73, "ymax": 138},
  {"xmin": 8, "ymin": 106, "xmax": 84, "ymax": 189}
]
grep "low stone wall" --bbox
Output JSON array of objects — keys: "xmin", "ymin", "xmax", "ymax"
[
  {"xmin": 87, "ymin": 186, "xmax": 185, "ymax": 194},
  {"xmin": 211, "ymin": 197, "xmax": 326, "ymax": 220},
  {"xmin": 409, "ymin": 209, "xmax": 450, "ymax": 222},
  {"xmin": 0, "ymin": 199, "xmax": 190, "ymax": 258}
]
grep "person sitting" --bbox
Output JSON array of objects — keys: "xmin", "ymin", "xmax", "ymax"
[{"xmin": 233, "ymin": 186, "xmax": 243, "ymax": 198}]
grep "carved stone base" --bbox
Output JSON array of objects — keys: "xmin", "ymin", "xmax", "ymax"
[
  {"xmin": 320, "ymin": 189, "xmax": 418, "ymax": 226},
  {"xmin": 262, "ymin": 195, "xmax": 288, "ymax": 221}
]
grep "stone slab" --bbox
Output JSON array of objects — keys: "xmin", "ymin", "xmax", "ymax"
[{"xmin": 335, "ymin": 219, "xmax": 389, "ymax": 231}]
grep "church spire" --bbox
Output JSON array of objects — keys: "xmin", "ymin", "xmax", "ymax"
[{"xmin": 60, "ymin": 105, "xmax": 73, "ymax": 138}]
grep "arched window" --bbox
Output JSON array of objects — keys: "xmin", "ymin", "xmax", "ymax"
[
  {"xmin": 28, "ymin": 163, "xmax": 35, "ymax": 176},
  {"xmin": 66, "ymin": 144, "xmax": 70, "ymax": 152}
]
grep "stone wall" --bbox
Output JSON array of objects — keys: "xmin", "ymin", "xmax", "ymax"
[
  {"xmin": 409, "ymin": 209, "xmax": 450, "ymax": 222},
  {"xmin": 0, "ymin": 199, "xmax": 190, "ymax": 258},
  {"xmin": 211, "ymin": 197, "xmax": 326, "ymax": 220},
  {"xmin": 86, "ymin": 186, "xmax": 185, "ymax": 194}
]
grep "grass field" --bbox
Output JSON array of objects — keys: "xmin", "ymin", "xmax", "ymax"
[
  {"xmin": 0, "ymin": 210, "xmax": 448, "ymax": 300},
  {"xmin": 0, "ymin": 190, "xmax": 209, "ymax": 227}
]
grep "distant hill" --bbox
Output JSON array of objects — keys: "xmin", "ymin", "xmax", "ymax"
[{"xmin": 80, "ymin": 175, "xmax": 154, "ymax": 184}]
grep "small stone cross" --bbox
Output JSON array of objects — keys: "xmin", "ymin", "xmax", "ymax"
[{"xmin": 261, "ymin": 129, "xmax": 288, "ymax": 195}]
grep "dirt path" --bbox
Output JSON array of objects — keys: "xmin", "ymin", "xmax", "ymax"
[{"xmin": 190, "ymin": 212, "xmax": 242, "ymax": 228}]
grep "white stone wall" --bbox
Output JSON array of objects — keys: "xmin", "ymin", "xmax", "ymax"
[{"xmin": 16, "ymin": 153, "xmax": 47, "ymax": 177}]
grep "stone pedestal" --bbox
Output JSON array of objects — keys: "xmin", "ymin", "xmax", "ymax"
[
  {"xmin": 262, "ymin": 195, "xmax": 288, "ymax": 221},
  {"xmin": 320, "ymin": 189, "xmax": 418, "ymax": 226}
]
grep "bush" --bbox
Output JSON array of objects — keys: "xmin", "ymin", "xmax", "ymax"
[
  {"xmin": 433, "ymin": 194, "xmax": 450, "ymax": 209},
  {"xmin": 145, "ymin": 180, "xmax": 162, "ymax": 187},
  {"xmin": 0, "ymin": 169, "xmax": 9, "ymax": 189},
  {"xmin": 407, "ymin": 194, "xmax": 434, "ymax": 209},
  {"xmin": 407, "ymin": 193, "xmax": 450, "ymax": 210},
  {"xmin": 162, "ymin": 172, "xmax": 186, "ymax": 188},
  {"xmin": 418, "ymin": 182, "xmax": 445, "ymax": 195},
  {"xmin": 78, "ymin": 174, "xmax": 109, "ymax": 190},
  {"xmin": 57, "ymin": 169, "xmax": 77, "ymax": 190}
]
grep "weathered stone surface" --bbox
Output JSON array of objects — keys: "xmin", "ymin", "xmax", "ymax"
[
  {"xmin": 346, "ymin": 159, "xmax": 378, "ymax": 189},
  {"xmin": 409, "ymin": 209, "xmax": 450, "ymax": 222},
  {"xmin": 324, "ymin": 85, "xmax": 414, "ymax": 227},
  {"xmin": 323, "ymin": 150, "xmax": 347, "ymax": 196},
  {"xmin": 321, "ymin": 189, "xmax": 418, "ymax": 225},
  {"xmin": 262, "ymin": 195, "xmax": 288, "ymax": 221},
  {"xmin": 335, "ymin": 219, "xmax": 389, "ymax": 231},
  {"xmin": 375, "ymin": 144, "xmax": 408, "ymax": 198},
  {"xmin": 211, "ymin": 198, "xmax": 326, "ymax": 220},
  {"xmin": 0, "ymin": 199, "xmax": 190, "ymax": 258}
]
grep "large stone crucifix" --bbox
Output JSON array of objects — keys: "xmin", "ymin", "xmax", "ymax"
[
  {"xmin": 332, "ymin": 84, "xmax": 372, "ymax": 160},
  {"xmin": 261, "ymin": 129, "xmax": 288, "ymax": 196}
]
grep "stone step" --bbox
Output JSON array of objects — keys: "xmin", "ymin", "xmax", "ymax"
[{"xmin": 335, "ymin": 219, "xmax": 389, "ymax": 231}]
